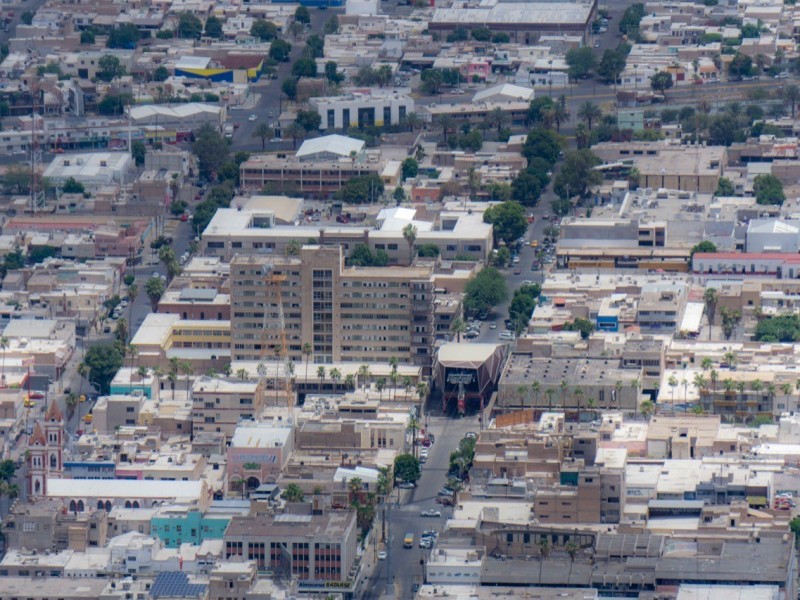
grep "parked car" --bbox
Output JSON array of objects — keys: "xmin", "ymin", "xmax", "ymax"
[
  {"xmin": 422, "ymin": 529, "xmax": 438, "ymax": 538},
  {"xmin": 378, "ymin": 550, "xmax": 387, "ymax": 560},
  {"xmin": 398, "ymin": 481, "xmax": 416, "ymax": 489},
  {"xmin": 420, "ymin": 509, "xmax": 441, "ymax": 517},
  {"xmin": 465, "ymin": 432, "xmax": 478, "ymax": 440}
]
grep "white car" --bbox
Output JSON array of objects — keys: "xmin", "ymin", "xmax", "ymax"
[
  {"xmin": 499, "ymin": 331, "xmax": 516, "ymax": 341},
  {"xmin": 248, "ymin": 114, "xmax": 258, "ymax": 121},
  {"xmin": 378, "ymin": 550, "xmax": 387, "ymax": 560}
]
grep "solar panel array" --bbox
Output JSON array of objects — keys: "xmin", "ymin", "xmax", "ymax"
[{"xmin": 150, "ymin": 571, "xmax": 208, "ymax": 599}]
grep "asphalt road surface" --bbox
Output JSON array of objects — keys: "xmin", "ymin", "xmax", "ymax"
[{"xmin": 364, "ymin": 414, "xmax": 479, "ymax": 599}]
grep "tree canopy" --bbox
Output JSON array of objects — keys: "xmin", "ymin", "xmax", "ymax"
[
  {"xmin": 565, "ymin": 47, "xmax": 597, "ymax": 80},
  {"xmin": 755, "ymin": 315, "xmax": 800, "ymax": 342},
  {"xmin": 509, "ymin": 284, "xmax": 541, "ymax": 333},
  {"xmin": 251, "ymin": 19, "xmax": 277, "ymax": 41},
  {"xmin": 394, "ymin": 453, "xmax": 421, "ymax": 483},
  {"xmin": 336, "ymin": 175, "xmax": 384, "ymax": 204},
  {"xmin": 563, "ymin": 318, "xmax": 596, "ymax": 339},
  {"xmin": 349, "ymin": 244, "xmax": 390, "ymax": 267},
  {"xmin": 483, "ymin": 201, "xmax": 528, "ymax": 246},
  {"xmin": 553, "ymin": 149, "xmax": 602, "ymax": 199},
  {"xmin": 690, "ymin": 240, "xmax": 717, "ymax": 257},
  {"xmin": 192, "ymin": 123, "xmax": 229, "ymax": 181},
  {"xmin": 464, "ymin": 267, "xmax": 508, "ymax": 316},
  {"xmin": 754, "ymin": 174, "xmax": 785, "ymax": 205},
  {"xmin": 522, "ymin": 129, "xmax": 563, "ymax": 166},
  {"xmin": 82, "ymin": 343, "xmax": 124, "ymax": 395}
]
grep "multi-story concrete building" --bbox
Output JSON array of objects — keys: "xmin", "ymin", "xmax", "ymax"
[
  {"xmin": 230, "ymin": 245, "xmax": 435, "ymax": 373},
  {"xmin": 202, "ymin": 204, "xmax": 493, "ymax": 264},
  {"xmin": 311, "ymin": 89, "xmax": 414, "ymax": 131},
  {"xmin": 223, "ymin": 509, "xmax": 358, "ymax": 587},
  {"xmin": 239, "ymin": 154, "xmax": 379, "ymax": 198},
  {"xmin": 191, "ymin": 376, "xmax": 266, "ymax": 440},
  {"xmin": 131, "ymin": 313, "xmax": 231, "ymax": 374}
]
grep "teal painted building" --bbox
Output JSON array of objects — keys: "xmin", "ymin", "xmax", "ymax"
[{"xmin": 150, "ymin": 501, "xmax": 249, "ymax": 548}]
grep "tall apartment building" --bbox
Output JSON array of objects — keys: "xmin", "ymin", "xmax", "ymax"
[{"xmin": 230, "ymin": 245, "xmax": 435, "ymax": 373}]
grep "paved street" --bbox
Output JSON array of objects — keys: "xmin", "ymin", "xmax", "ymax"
[
  {"xmin": 364, "ymin": 414, "xmax": 479, "ymax": 599},
  {"xmin": 228, "ymin": 8, "xmax": 344, "ymax": 153}
]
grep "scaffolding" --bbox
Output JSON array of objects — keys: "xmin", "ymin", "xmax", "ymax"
[{"xmin": 259, "ymin": 260, "xmax": 293, "ymax": 410}]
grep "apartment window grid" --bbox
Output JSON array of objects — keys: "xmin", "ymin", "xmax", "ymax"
[{"xmin": 312, "ymin": 269, "xmax": 334, "ymax": 362}]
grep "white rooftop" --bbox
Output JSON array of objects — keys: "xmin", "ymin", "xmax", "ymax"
[
  {"xmin": 175, "ymin": 56, "xmax": 211, "ymax": 70},
  {"xmin": 230, "ymin": 422, "xmax": 292, "ymax": 449},
  {"xmin": 472, "ymin": 83, "xmax": 534, "ymax": 104},
  {"xmin": 46, "ymin": 478, "xmax": 203, "ymax": 500},
  {"xmin": 128, "ymin": 103, "xmax": 222, "ymax": 121},
  {"xmin": 296, "ymin": 134, "xmax": 365, "ymax": 160}
]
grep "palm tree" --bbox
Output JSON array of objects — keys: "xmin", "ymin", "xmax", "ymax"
[
  {"xmin": 559, "ymin": 379, "xmax": 568, "ymax": 407},
  {"xmin": 537, "ymin": 538, "xmax": 550, "ymax": 584},
  {"xmin": 709, "ymin": 369, "xmax": 719, "ymax": 397},
  {"xmin": 252, "ymin": 122, "xmax": 274, "ymax": 150},
  {"xmin": 639, "ymin": 399, "xmax": 655, "ymax": 421},
  {"xmin": 416, "ymin": 382, "xmax": 427, "ymax": 408},
  {"xmin": 545, "ymin": 388, "xmax": 555, "ymax": 412},
  {"xmin": 515, "ymin": 384, "xmax": 527, "ymax": 407},
  {"xmin": 577, "ymin": 101, "xmax": 602, "ymax": 130},
  {"xmin": 65, "ymin": 392, "xmax": 79, "ymax": 418},
  {"xmin": 329, "ymin": 367, "xmax": 341, "ymax": 393},
  {"xmin": 77, "ymin": 362, "xmax": 91, "ymax": 413},
  {"xmin": 701, "ymin": 357, "xmax": 713, "ymax": 372},
  {"xmin": 402, "ymin": 111, "xmax": 423, "ymax": 132},
  {"xmin": 735, "ymin": 381, "xmax": 746, "ymax": 422},
  {"xmin": 316, "ymin": 365, "xmax": 327, "ymax": 390},
  {"xmin": 358, "ymin": 364, "xmax": 370, "ymax": 391},
  {"xmin": 703, "ymin": 288, "xmax": 719, "ymax": 340},
  {"xmin": 376, "ymin": 466, "xmax": 391, "ymax": 542},
  {"xmin": 389, "ymin": 356, "xmax": 399, "ymax": 401},
  {"xmin": 407, "ymin": 415, "xmax": 420, "ymax": 458},
  {"xmin": 565, "ymin": 540, "xmax": 578, "ymax": 584},
  {"xmin": 546, "ymin": 103, "xmax": 569, "ymax": 132},
  {"xmin": 0, "ymin": 335, "xmax": 9, "ymax": 387},
  {"xmin": 575, "ymin": 123, "xmax": 590, "ymax": 149},
  {"xmin": 126, "ymin": 284, "xmax": 138, "ymax": 343},
  {"xmin": 574, "ymin": 388, "xmax": 584, "ymax": 422},
  {"xmin": 750, "ymin": 379, "xmax": 764, "ymax": 417},
  {"xmin": 285, "ymin": 122, "xmax": 305, "ymax": 150},
  {"xmin": 531, "ymin": 381, "xmax": 541, "ymax": 410},
  {"xmin": 586, "ymin": 397, "xmax": 597, "ymax": 422},
  {"xmin": 435, "ymin": 114, "xmax": 455, "ymax": 147},
  {"xmin": 450, "ymin": 317, "xmax": 467, "ymax": 342},
  {"xmin": 180, "ymin": 361, "xmax": 193, "ymax": 397},
  {"xmin": 236, "ymin": 368, "xmax": 248, "ymax": 381},
  {"xmin": 402, "ymin": 223, "xmax": 417, "ymax": 264},
  {"xmin": 724, "ymin": 351, "xmax": 737, "ymax": 369},
  {"xmin": 302, "ymin": 343, "xmax": 312, "ymax": 391},
  {"xmin": 376, "ymin": 377, "xmax": 386, "ymax": 401},
  {"xmin": 668, "ymin": 374, "xmax": 678, "ymax": 412},
  {"xmin": 795, "ymin": 378, "xmax": 800, "ymax": 412},
  {"xmin": 152, "ymin": 366, "xmax": 163, "ymax": 398},
  {"xmin": 487, "ymin": 107, "xmax": 509, "ymax": 136},
  {"xmin": 614, "ymin": 380, "xmax": 623, "ymax": 410},
  {"xmin": 780, "ymin": 382, "xmax": 793, "ymax": 408},
  {"xmin": 347, "ymin": 477, "xmax": 364, "ymax": 505},
  {"xmin": 344, "ymin": 373, "xmax": 355, "ymax": 390},
  {"xmin": 784, "ymin": 84, "xmax": 800, "ymax": 119},
  {"xmin": 283, "ymin": 483, "xmax": 305, "ymax": 502}
]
